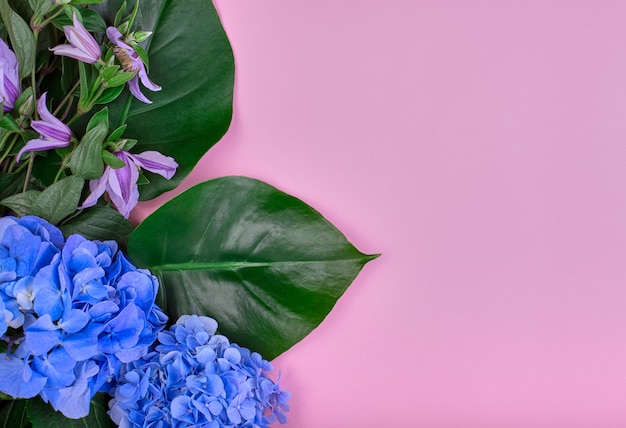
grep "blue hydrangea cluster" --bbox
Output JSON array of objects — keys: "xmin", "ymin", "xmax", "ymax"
[
  {"xmin": 0, "ymin": 216, "xmax": 167, "ymax": 419},
  {"xmin": 109, "ymin": 315, "xmax": 290, "ymax": 428}
]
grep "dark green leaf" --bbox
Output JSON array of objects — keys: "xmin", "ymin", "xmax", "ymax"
[
  {"xmin": 0, "ymin": 114, "xmax": 19, "ymax": 131},
  {"xmin": 31, "ymin": 176, "xmax": 84, "ymax": 225},
  {"xmin": 52, "ymin": 6, "xmax": 106, "ymax": 32},
  {"xmin": 0, "ymin": 1, "xmax": 35, "ymax": 79},
  {"xmin": 86, "ymin": 107, "xmax": 109, "ymax": 134},
  {"xmin": 128, "ymin": 177, "xmax": 378, "ymax": 359},
  {"xmin": 69, "ymin": 121, "xmax": 106, "ymax": 179},
  {"xmin": 90, "ymin": 0, "xmax": 235, "ymax": 200},
  {"xmin": 61, "ymin": 205, "xmax": 134, "ymax": 249},
  {"xmin": 0, "ymin": 399, "xmax": 28, "ymax": 428},
  {"xmin": 94, "ymin": 85, "xmax": 124, "ymax": 105},
  {"xmin": 0, "ymin": 190, "xmax": 40, "ymax": 216},
  {"xmin": 0, "ymin": 171, "xmax": 25, "ymax": 201},
  {"xmin": 27, "ymin": 393, "xmax": 114, "ymax": 428}
]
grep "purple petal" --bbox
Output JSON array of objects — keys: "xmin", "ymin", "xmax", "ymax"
[
  {"xmin": 107, "ymin": 154, "xmax": 139, "ymax": 218},
  {"xmin": 106, "ymin": 27, "xmax": 124, "ymax": 44},
  {"xmin": 17, "ymin": 138, "xmax": 70, "ymax": 161},
  {"xmin": 137, "ymin": 66, "xmax": 161, "ymax": 92},
  {"xmin": 50, "ymin": 45, "xmax": 97, "ymax": 64},
  {"xmin": 130, "ymin": 151, "xmax": 178, "ymax": 179},
  {"xmin": 51, "ymin": 14, "xmax": 100, "ymax": 64},
  {"xmin": 80, "ymin": 168, "xmax": 110, "ymax": 209},
  {"xmin": 0, "ymin": 38, "xmax": 18, "ymax": 69},
  {"xmin": 34, "ymin": 93, "xmax": 72, "ymax": 141},
  {"xmin": 128, "ymin": 76, "xmax": 152, "ymax": 104},
  {"xmin": 66, "ymin": 14, "xmax": 101, "ymax": 62}
]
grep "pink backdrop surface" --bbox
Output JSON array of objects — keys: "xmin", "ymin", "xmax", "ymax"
[{"xmin": 134, "ymin": 1, "xmax": 626, "ymax": 426}]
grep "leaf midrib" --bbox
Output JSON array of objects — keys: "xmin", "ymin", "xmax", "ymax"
[{"xmin": 151, "ymin": 256, "xmax": 375, "ymax": 272}]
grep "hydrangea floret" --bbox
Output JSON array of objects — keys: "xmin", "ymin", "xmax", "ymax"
[
  {"xmin": 109, "ymin": 314, "xmax": 290, "ymax": 428},
  {"xmin": 0, "ymin": 216, "xmax": 167, "ymax": 419}
]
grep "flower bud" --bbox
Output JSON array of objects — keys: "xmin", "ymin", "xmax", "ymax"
[{"xmin": 15, "ymin": 87, "xmax": 34, "ymax": 118}]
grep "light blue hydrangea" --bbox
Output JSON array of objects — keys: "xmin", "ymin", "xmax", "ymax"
[
  {"xmin": 0, "ymin": 216, "xmax": 167, "ymax": 419},
  {"xmin": 109, "ymin": 315, "xmax": 290, "ymax": 428}
]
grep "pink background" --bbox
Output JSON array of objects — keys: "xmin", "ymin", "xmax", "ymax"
[{"xmin": 134, "ymin": 1, "xmax": 626, "ymax": 426}]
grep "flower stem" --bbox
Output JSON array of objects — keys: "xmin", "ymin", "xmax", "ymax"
[
  {"xmin": 22, "ymin": 154, "xmax": 35, "ymax": 192},
  {"xmin": 53, "ymin": 80, "xmax": 80, "ymax": 117}
]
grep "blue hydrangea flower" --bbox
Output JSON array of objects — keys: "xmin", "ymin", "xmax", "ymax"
[
  {"xmin": 0, "ymin": 216, "xmax": 167, "ymax": 419},
  {"xmin": 109, "ymin": 315, "xmax": 290, "ymax": 428}
]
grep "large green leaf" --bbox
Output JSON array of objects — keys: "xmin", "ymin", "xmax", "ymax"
[
  {"xmin": 0, "ymin": 400, "xmax": 28, "ymax": 428},
  {"xmin": 128, "ymin": 177, "xmax": 377, "ymax": 359},
  {"xmin": 27, "ymin": 394, "xmax": 115, "ymax": 428},
  {"xmin": 90, "ymin": 0, "xmax": 234, "ymax": 200}
]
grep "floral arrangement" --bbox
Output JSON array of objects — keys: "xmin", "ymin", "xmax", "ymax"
[{"xmin": 0, "ymin": 1, "xmax": 376, "ymax": 427}]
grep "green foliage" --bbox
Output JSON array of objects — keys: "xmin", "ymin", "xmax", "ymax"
[
  {"xmin": 27, "ymin": 394, "xmax": 115, "ymax": 428},
  {"xmin": 90, "ymin": 0, "xmax": 235, "ymax": 200},
  {"xmin": 60, "ymin": 205, "xmax": 134, "ymax": 249},
  {"xmin": 128, "ymin": 177, "xmax": 378, "ymax": 359}
]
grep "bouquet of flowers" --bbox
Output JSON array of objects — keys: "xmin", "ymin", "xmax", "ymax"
[{"xmin": 0, "ymin": 1, "xmax": 376, "ymax": 427}]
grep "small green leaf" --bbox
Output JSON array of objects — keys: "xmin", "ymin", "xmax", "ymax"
[
  {"xmin": 31, "ymin": 176, "xmax": 84, "ymax": 225},
  {"xmin": 0, "ymin": 114, "xmax": 19, "ymax": 131},
  {"xmin": 69, "ymin": 121, "xmax": 106, "ymax": 179},
  {"xmin": 104, "ymin": 72, "xmax": 134, "ymax": 88},
  {"xmin": 86, "ymin": 107, "xmax": 109, "ymax": 134},
  {"xmin": 0, "ymin": 190, "xmax": 40, "ymax": 216},
  {"xmin": 128, "ymin": 177, "xmax": 378, "ymax": 359},
  {"xmin": 94, "ymin": 85, "xmax": 124, "ymax": 105},
  {"xmin": 108, "ymin": 124, "xmax": 127, "ymax": 142},
  {"xmin": 101, "ymin": 150, "xmax": 125, "ymax": 169},
  {"xmin": 61, "ymin": 205, "xmax": 134, "ymax": 250},
  {"xmin": 27, "ymin": 393, "xmax": 115, "ymax": 428}
]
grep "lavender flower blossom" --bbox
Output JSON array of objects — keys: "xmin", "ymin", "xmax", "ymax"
[
  {"xmin": 17, "ymin": 92, "xmax": 72, "ymax": 161},
  {"xmin": 50, "ymin": 14, "xmax": 101, "ymax": 64},
  {"xmin": 0, "ymin": 39, "xmax": 19, "ymax": 112},
  {"xmin": 106, "ymin": 27, "xmax": 161, "ymax": 104},
  {"xmin": 81, "ymin": 150, "xmax": 178, "ymax": 218}
]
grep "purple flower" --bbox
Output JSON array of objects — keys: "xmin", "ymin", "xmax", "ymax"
[
  {"xmin": 106, "ymin": 27, "xmax": 161, "ymax": 104},
  {"xmin": 17, "ymin": 92, "xmax": 72, "ymax": 161},
  {"xmin": 0, "ymin": 39, "xmax": 19, "ymax": 112},
  {"xmin": 50, "ymin": 14, "xmax": 101, "ymax": 64},
  {"xmin": 81, "ymin": 150, "xmax": 177, "ymax": 218}
]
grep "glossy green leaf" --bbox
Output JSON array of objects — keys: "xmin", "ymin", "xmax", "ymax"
[
  {"xmin": 27, "ymin": 394, "xmax": 114, "ymax": 428},
  {"xmin": 0, "ymin": 400, "xmax": 28, "ymax": 428},
  {"xmin": 0, "ymin": 171, "xmax": 25, "ymax": 201},
  {"xmin": 128, "ymin": 177, "xmax": 378, "ymax": 359},
  {"xmin": 61, "ymin": 205, "xmax": 134, "ymax": 250},
  {"xmin": 90, "ymin": 0, "xmax": 234, "ymax": 200}
]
